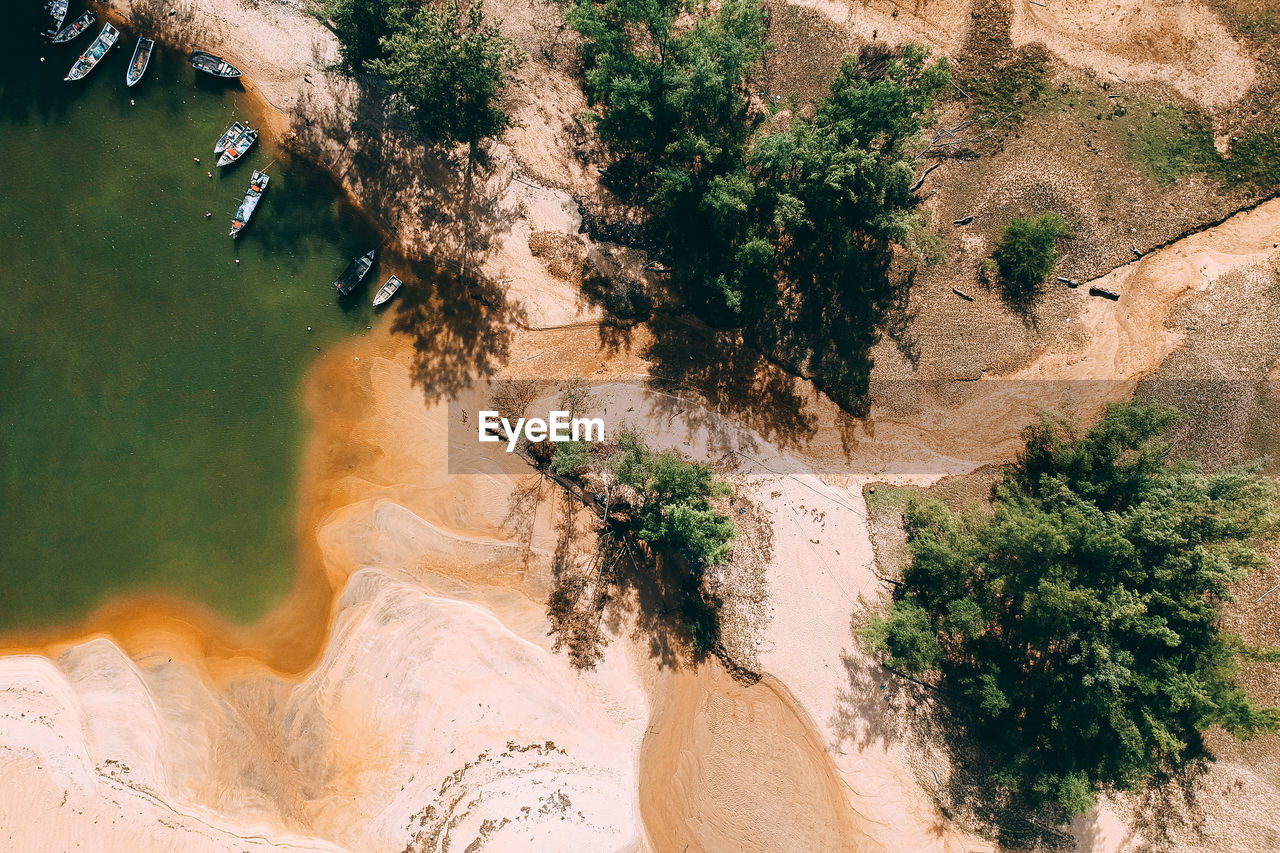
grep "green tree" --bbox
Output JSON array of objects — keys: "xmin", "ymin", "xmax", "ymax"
[
  {"xmin": 322, "ymin": 0, "xmax": 412, "ymax": 74},
  {"xmin": 609, "ymin": 431, "xmax": 735, "ymax": 566},
  {"xmin": 993, "ymin": 213, "xmax": 1070, "ymax": 303},
  {"xmin": 368, "ymin": 0, "xmax": 525, "ymax": 148},
  {"xmin": 569, "ymin": 0, "xmax": 766, "ymax": 171},
  {"xmin": 866, "ymin": 402, "xmax": 1280, "ymax": 817}
]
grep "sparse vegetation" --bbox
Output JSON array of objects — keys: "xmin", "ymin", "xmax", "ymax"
[
  {"xmin": 992, "ymin": 213, "xmax": 1070, "ymax": 304},
  {"xmin": 863, "ymin": 403, "xmax": 1280, "ymax": 819},
  {"xmin": 1122, "ymin": 104, "xmax": 1218, "ymax": 185}
]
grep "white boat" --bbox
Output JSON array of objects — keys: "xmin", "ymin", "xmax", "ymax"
[
  {"xmin": 229, "ymin": 171, "xmax": 269, "ymax": 238},
  {"xmin": 126, "ymin": 37, "xmax": 154, "ymax": 87},
  {"xmin": 65, "ymin": 23, "xmax": 119, "ymax": 82},
  {"xmin": 372, "ymin": 275, "xmax": 403, "ymax": 307},
  {"xmin": 214, "ymin": 121, "xmax": 245, "ymax": 155},
  {"xmin": 216, "ymin": 125, "xmax": 258, "ymax": 167}
]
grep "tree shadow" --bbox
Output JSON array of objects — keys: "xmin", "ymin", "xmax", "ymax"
[
  {"xmin": 389, "ymin": 258, "xmax": 525, "ymax": 404},
  {"xmin": 538, "ymin": 477, "xmax": 711, "ymax": 672},
  {"xmin": 285, "ymin": 72, "xmax": 519, "ymax": 279}
]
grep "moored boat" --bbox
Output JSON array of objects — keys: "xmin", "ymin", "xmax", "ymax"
[
  {"xmin": 42, "ymin": 0, "xmax": 68, "ymax": 38},
  {"xmin": 216, "ymin": 125, "xmax": 257, "ymax": 167},
  {"xmin": 189, "ymin": 50, "xmax": 241, "ymax": 78},
  {"xmin": 64, "ymin": 23, "xmax": 118, "ymax": 82},
  {"xmin": 229, "ymin": 171, "xmax": 270, "ymax": 238},
  {"xmin": 334, "ymin": 250, "xmax": 375, "ymax": 296},
  {"xmin": 372, "ymin": 275, "xmax": 403, "ymax": 307},
  {"xmin": 50, "ymin": 10, "xmax": 93, "ymax": 43},
  {"xmin": 213, "ymin": 121, "xmax": 245, "ymax": 155},
  {"xmin": 125, "ymin": 37, "xmax": 154, "ymax": 87}
]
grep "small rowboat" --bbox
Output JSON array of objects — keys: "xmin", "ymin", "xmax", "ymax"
[
  {"xmin": 190, "ymin": 50, "xmax": 241, "ymax": 78},
  {"xmin": 229, "ymin": 171, "xmax": 269, "ymax": 238},
  {"xmin": 126, "ymin": 37, "xmax": 154, "ymax": 87},
  {"xmin": 335, "ymin": 250, "xmax": 375, "ymax": 296},
  {"xmin": 216, "ymin": 125, "xmax": 258, "ymax": 167},
  {"xmin": 42, "ymin": 0, "xmax": 68, "ymax": 38},
  {"xmin": 373, "ymin": 275, "xmax": 403, "ymax": 307},
  {"xmin": 50, "ymin": 10, "xmax": 93, "ymax": 43},
  {"xmin": 214, "ymin": 121, "xmax": 245, "ymax": 155},
  {"xmin": 65, "ymin": 23, "xmax": 118, "ymax": 82}
]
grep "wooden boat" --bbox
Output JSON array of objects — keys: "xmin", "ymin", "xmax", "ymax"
[
  {"xmin": 50, "ymin": 10, "xmax": 93, "ymax": 43},
  {"xmin": 372, "ymin": 275, "xmax": 403, "ymax": 307},
  {"xmin": 229, "ymin": 171, "xmax": 269, "ymax": 238},
  {"xmin": 42, "ymin": 0, "xmax": 68, "ymax": 38},
  {"xmin": 216, "ymin": 125, "xmax": 257, "ymax": 167},
  {"xmin": 213, "ymin": 121, "xmax": 245, "ymax": 155},
  {"xmin": 334, "ymin": 250, "xmax": 375, "ymax": 296},
  {"xmin": 189, "ymin": 50, "xmax": 241, "ymax": 78},
  {"xmin": 64, "ymin": 23, "xmax": 119, "ymax": 82},
  {"xmin": 125, "ymin": 37, "xmax": 154, "ymax": 87}
]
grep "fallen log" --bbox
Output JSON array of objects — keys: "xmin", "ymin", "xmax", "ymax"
[
  {"xmin": 1130, "ymin": 246, "xmax": 1143, "ymax": 258},
  {"xmin": 1056, "ymin": 276, "xmax": 1080, "ymax": 287},
  {"xmin": 1089, "ymin": 286, "xmax": 1120, "ymax": 300},
  {"xmin": 952, "ymin": 215, "xmax": 974, "ymax": 226},
  {"xmin": 909, "ymin": 162, "xmax": 942, "ymax": 193},
  {"xmin": 952, "ymin": 287, "xmax": 974, "ymax": 301}
]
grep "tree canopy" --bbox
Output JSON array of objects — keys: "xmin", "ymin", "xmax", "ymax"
[
  {"xmin": 325, "ymin": 0, "xmax": 523, "ymax": 148},
  {"xmin": 864, "ymin": 402, "xmax": 1280, "ymax": 817},
  {"xmin": 367, "ymin": 0, "xmax": 524, "ymax": 147}
]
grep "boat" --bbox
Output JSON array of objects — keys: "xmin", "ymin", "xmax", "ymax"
[
  {"xmin": 216, "ymin": 125, "xmax": 257, "ymax": 167},
  {"xmin": 189, "ymin": 50, "xmax": 241, "ymax": 78},
  {"xmin": 64, "ymin": 23, "xmax": 119, "ymax": 82},
  {"xmin": 213, "ymin": 121, "xmax": 245, "ymax": 155},
  {"xmin": 50, "ymin": 10, "xmax": 93, "ymax": 43},
  {"xmin": 372, "ymin": 275, "xmax": 403, "ymax": 307},
  {"xmin": 42, "ymin": 0, "xmax": 68, "ymax": 38},
  {"xmin": 334, "ymin": 250, "xmax": 375, "ymax": 296},
  {"xmin": 229, "ymin": 170, "xmax": 269, "ymax": 238},
  {"xmin": 125, "ymin": 37, "xmax": 154, "ymax": 87}
]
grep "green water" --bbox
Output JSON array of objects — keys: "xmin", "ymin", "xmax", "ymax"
[{"xmin": 0, "ymin": 9, "xmax": 385, "ymax": 629}]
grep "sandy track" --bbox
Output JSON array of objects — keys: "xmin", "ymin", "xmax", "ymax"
[{"xmin": 1010, "ymin": 0, "xmax": 1256, "ymax": 108}]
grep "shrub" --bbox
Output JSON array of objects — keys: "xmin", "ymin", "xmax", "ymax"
[{"xmin": 993, "ymin": 213, "xmax": 1070, "ymax": 303}]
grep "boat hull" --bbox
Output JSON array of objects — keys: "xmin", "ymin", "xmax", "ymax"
[
  {"xmin": 216, "ymin": 127, "xmax": 258, "ymax": 167},
  {"xmin": 126, "ymin": 38, "xmax": 154, "ymax": 87},
  {"xmin": 335, "ymin": 250, "xmax": 376, "ymax": 296},
  {"xmin": 190, "ymin": 50, "xmax": 242, "ymax": 78},
  {"xmin": 51, "ymin": 11, "xmax": 93, "ymax": 43},
  {"xmin": 373, "ymin": 276, "xmax": 403, "ymax": 307},
  {"xmin": 229, "ymin": 171, "xmax": 270, "ymax": 237},
  {"xmin": 214, "ymin": 121, "xmax": 245, "ymax": 155},
  {"xmin": 65, "ymin": 23, "xmax": 119, "ymax": 82}
]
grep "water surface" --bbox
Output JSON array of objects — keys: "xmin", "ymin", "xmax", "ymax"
[{"xmin": 1, "ymin": 8, "xmax": 383, "ymax": 630}]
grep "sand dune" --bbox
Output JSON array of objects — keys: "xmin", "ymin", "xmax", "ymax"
[{"xmin": 0, "ymin": 568, "xmax": 647, "ymax": 852}]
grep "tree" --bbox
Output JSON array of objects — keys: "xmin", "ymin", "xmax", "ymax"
[
  {"xmin": 993, "ymin": 213, "xmax": 1070, "ymax": 303},
  {"xmin": 368, "ymin": 0, "xmax": 525, "ymax": 148},
  {"xmin": 609, "ymin": 431, "xmax": 736, "ymax": 566},
  {"xmin": 322, "ymin": 0, "xmax": 413, "ymax": 74},
  {"xmin": 569, "ymin": 0, "xmax": 766, "ymax": 171},
  {"xmin": 865, "ymin": 402, "xmax": 1280, "ymax": 817}
]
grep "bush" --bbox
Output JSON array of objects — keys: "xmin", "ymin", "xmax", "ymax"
[
  {"xmin": 993, "ymin": 213, "xmax": 1070, "ymax": 303},
  {"xmin": 866, "ymin": 402, "xmax": 1280, "ymax": 818}
]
